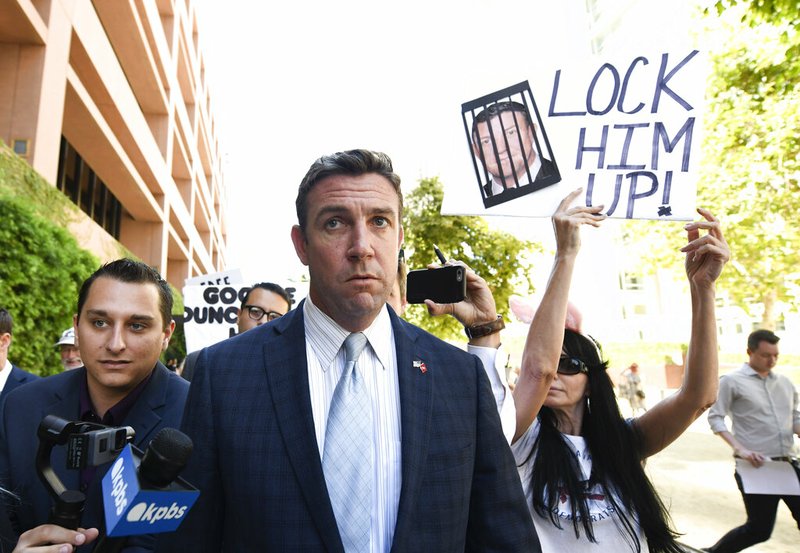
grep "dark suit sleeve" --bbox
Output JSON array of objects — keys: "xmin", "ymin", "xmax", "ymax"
[
  {"xmin": 465, "ymin": 354, "xmax": 540, "ymax": 552},
  {"xmin": 156, "ymin": 352, "xmax": 223, "ymax": 552},
  {"xmin": 0, "ymin": 397, "xmax": 19, "ymax": 548},
  {"xmin": 180, "ymin": 351, "xmax": 199, "ymax": 382}
]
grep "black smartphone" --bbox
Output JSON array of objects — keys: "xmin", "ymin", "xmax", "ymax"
[{"xmin": 406, "ymin": 265, "xmax": 467, "ymax": 304}]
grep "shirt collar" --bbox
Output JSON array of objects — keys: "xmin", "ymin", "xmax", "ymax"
[
  {"xmin": 79, "ymin": 366, "xmax": 156, "ymax": 424},
  {"xmin": 1, "ymin": 360, "xmax": 10, "ymax": 374},
  {"xmin": 490, "ymin": 151, "xmax": 543, "ymax": 196},
  {"xmin": 742, "ymin": 363, "xmax": 775, "ymax": 380},
  {"xmin": 303, "ymin": 295, "xmax": 393, "ymax": 372}
]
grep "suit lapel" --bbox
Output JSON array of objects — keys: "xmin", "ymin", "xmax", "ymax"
[
  {"xmin": 124, "ymin": 363, "xmax": 169, "ymax": 448},
  {"xmin": 2, "ymin": 366, "xmax": 28, "ymax": 398},
  {"xmin": 391, "ymin": 315, "xmax": 433, "ymax": 548},
  {"xmin": 10, "ymin": 366, "xmax": 24, "ymax": 386},
  {"xmin": 263, "ymin": 305, "xmax": 343, "ymax": 552}
]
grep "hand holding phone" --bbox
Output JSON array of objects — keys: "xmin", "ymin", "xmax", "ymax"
[{"xmin": 406, "ymin": 265, "xmax": 467, "ymax": 304}]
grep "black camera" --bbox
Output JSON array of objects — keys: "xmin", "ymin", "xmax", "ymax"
[
  {"xmin": 66, "ymin": 425, "xmax": 132, "ymax": 469},
  {"xmin": 406, "ymin": 265, "xmax": 467, "ymax": 304},
  {"xmin": 36, "ymin": 415, "xmax": 135, "ymax": 530}
]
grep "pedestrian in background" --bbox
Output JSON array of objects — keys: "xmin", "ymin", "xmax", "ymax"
[{"xmin": 703, "ymin": 329, "xmax": 800, "ymax": 552}]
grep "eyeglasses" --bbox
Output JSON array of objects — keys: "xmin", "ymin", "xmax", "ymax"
[
  {"xmin": 244, "ymin": 305, "xmax": 284, "ymax": 322},
  {"xmin": 557, "ymin": 356, "xmax": 589, "ymax": 375}
]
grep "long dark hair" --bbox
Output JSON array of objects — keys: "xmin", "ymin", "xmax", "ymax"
[{"xmin": 525, "ymin": 329, "xmax": 682, "ymax": 553}]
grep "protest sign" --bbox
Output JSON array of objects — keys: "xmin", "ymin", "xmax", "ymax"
[
  {"xmin": 182, "ymin": 270, "xmax": 308, "ymax": 353},
  {"xmin": 444, "ymin": 49, "xmax": 706, "ymax": 220},
  {"xmin": 182, "ymin": 269, "xmax": 245, "ymax": 353}
]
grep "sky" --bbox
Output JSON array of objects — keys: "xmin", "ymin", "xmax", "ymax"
[{"xmin": 193, "ymin": 0, "xmax": 701, "ymax": 288}]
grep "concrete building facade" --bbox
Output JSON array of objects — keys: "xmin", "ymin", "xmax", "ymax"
[{"xmin": 0, "ymin": 0, "xmax": 226, "ymax": 287}]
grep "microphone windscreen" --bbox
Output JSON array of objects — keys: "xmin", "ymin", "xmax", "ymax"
[{"xmin": 139, "ymin": 428, "xmax": 193, "ymax": 488}]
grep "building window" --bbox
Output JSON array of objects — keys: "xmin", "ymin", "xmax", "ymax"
[
  {"xmin": 56, "ymin": 137, "xmax": 122, "ymax": 239},
  {"xmin": 12, "ymin": 139, "xmax": 29, "ymax": 156},
  {"xmin": 620, "ymin": 272, "xmax": 643, "ymax": 290}
]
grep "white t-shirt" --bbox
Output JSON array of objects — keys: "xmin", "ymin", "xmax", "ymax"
[{"xmin": 512, "ymin": 419, "xmax": 650, "ymax": 552}]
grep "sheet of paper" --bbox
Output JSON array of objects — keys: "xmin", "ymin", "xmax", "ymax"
[{"xmin": 736, "ymin": 459, "xmax": 800, "ymax": 495}]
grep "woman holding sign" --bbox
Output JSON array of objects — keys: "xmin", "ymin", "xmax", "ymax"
[{"xmin": 510, "ymin": 189, "xmax": 729, "ymax": 552}]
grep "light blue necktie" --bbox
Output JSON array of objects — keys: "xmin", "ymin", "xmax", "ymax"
[{"xmin": 323, "ymin": 332, "xmax": 371, "ymax": 552}]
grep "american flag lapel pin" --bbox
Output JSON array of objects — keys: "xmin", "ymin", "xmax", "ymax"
[{"xmin": 413, "ymin": 359, "xmax": 427, "ymax": 374}]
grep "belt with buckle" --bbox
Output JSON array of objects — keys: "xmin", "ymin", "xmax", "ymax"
[{"xmin": 770, "ymin": 456, "xmax": 799, "ymax": 463}]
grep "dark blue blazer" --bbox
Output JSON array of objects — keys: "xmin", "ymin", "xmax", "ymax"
[
  {"xmin": 0, "ymin": 363, "xmax": 189, "ymax": 552},
  {"xmin": 0, "ymin": 365, "xmax": 38, "ymax": 428},
  {"xmin": 0, "ymin": 364, "xmax": 38, "ymax": 402},
  {"xmin": 160, "ymin": 305, "xmax": 539, "ymax": 552}
]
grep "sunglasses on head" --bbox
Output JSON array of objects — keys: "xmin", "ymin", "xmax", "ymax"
[{"xmin": 558, "ymin": 356, "xmax": 589, "ymax": 375}]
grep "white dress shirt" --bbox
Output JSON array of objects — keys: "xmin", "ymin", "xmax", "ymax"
[
  {"xmin": 304, "ymin": 297, "xmax": 402, "ymax": 553},
  {"xmin": 467, "ymin": 345, "xmax": 516, "ymax": 443},
  {"xmin": 0, "ymin": 359, "xmax": 12, "ymax": 394}
]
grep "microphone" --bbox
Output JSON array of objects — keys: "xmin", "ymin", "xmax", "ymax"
[
  {"xmin": 138, "ymin": 428, "xmax": 193, "ymax": 489},
  {"xmin": 94, "ymin": 428, "xmax": 199, "ymax": 553}
]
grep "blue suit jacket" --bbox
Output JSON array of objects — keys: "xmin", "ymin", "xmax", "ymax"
[
  {"xmin": 0, "ymin": 364, "xmax": 38, "ymax": 402},
  {"xmin": 0, "ymin": 363, "xmax": 189, "ymax": 552},
  {"xmin": 159, "ymin": 305, "xmax": 538, "ymax": 552},
  {"xmin": 0, "ymin": 365, "xmax": 38, "ymax": 427}
]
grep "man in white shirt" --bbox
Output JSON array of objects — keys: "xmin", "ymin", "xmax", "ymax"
[{"xmin": 704, "ymin": 329, "xmax": 800, "ymax": 552}]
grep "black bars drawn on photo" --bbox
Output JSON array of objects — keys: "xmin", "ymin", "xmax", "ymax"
[{"xmin": 462, "ymin": 81, "xmax": 561, "ymax": 209}]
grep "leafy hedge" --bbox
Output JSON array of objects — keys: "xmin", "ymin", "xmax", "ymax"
[{"xmin": 0, "ymin": 197, "xmax": 97, "ymax": 375}]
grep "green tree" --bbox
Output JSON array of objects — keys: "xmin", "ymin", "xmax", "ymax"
[
  {"xmin": 625, "ymin": 4, "xmax": 800, "ymax": 329},
  {"xmin": 712, "ymin": 0, "xmax": 800, "ymax": 27},
  {"xmin": 0, "ymin": 198, "xmax": 97, "ymax": 376},
  {"xmin": 698, "ymin": 5, "xmax": 800, "ymax": 328},
  {"xmin": 401, "ymin": 177, "xmax": 540, "ymax": 341}
]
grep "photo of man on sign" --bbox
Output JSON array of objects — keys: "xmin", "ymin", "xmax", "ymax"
[{"xmin": 463, "ymin": 82, "xmax": 560, "ymax": 208}]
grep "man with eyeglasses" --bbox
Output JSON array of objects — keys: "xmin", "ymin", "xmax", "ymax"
[
  {"xmin": 180, "ymin": 282, "xmax": 291, "ymax": 382},
  {"xmin": 237, "ymin": 282, "xmax": 292, "ymax": 334}
]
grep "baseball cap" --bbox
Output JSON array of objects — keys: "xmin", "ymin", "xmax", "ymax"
[{"xmin": 55, "ymin": 327, "xmax": 76, "ymax": 347}]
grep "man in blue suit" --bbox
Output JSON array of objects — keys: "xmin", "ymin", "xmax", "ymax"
[
  {"xmin": 0, "ymin": 259, "xmax": 189, "ymax": 552},
  {"xmin": 162, "ymin": 150, "xmax": 538, "ymax": 552},
  {"xmin": 0, "ymin": 308, "xmax": 38, "ymax": 407}
]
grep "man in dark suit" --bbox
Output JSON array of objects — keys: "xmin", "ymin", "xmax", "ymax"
[
  {"xmin": 0, "ymin": 308, "xmax": 38, "ymax": 406},
  {"xmin": 161, "ymin": 149, "xmax": 538, "ymax": 552},
  {"xmin": 0, "ymin": 259, "xmax": 189, "ymax": 552},
  {"xmin": 471, "ymin": 100, "xmax": 558, "ymax": 199}
]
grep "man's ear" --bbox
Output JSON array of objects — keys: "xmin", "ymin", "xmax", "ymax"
[
  {"xmin": 72, "ymin": 315, "xmax": 79, "ymax": 349},
  {"xmin": 291, "ymin": 225, "xmax": 309, "ymax": 266},
  {"xmin": 162, "ymin": 319, "xmax": 176, "ymax": 351}
]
